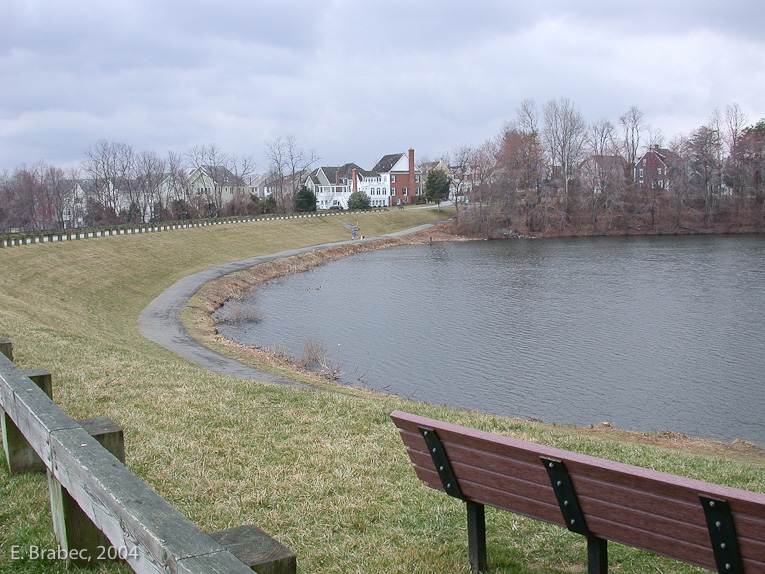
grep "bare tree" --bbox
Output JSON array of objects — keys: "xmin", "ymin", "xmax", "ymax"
[
  {"xmin": 722, "ymin": 103, "xmax": 749, "ymax": 198},
  {"xmin": 684, "ymin": 125, "xmax": 723, "ymax": 222},
  {"xmin": 1, "ymin": 167, "xmax": 39, "ymax": 230},
  {"xmin": 495, "ymin": 124, "xmax": 544, "ymax": 196},
  {"xmin": 163, "ymin": 151, "xmax": 194, "ymax": 219},
  {"xmin": 620, "ymin": 106, "xmax": 645, "ymax": 182},
  {"xmin": 543, "ymin": 97, "xmax": 587, "ymax": 217},
  {"xmin": 449, "ymin": 144, "xmax": 474, "ymax": 213},
  {"xmin": 580, "ymin": 119, "xmax": 623, "ymax": 228},
  {"xmin": 135, "ymin": 150, "xmax": 167, "ymax": 222},
  {"xmin": 186, "ymin": 144, "xmax": 229, "ymax": 217},
  {"xmin": 285, "ymin": 136, "xmax": 319, "ymax": 205},
  {"xmin": 83, "ymin": 141, "xmax": 127, "ymax": 222},
  {"xmin": 725, "ymin": 103, "xmax": 748, "ymax": 155},
  {"xmin": 458, "ymin": 138, "xmax": 499, "ymax": 235},
  {"xmin": 264, "ymin": 136, "xmax": 318, "ymax": 213},
  {"xmin": 41, "ymin": 164, "xmax": 72, "ymax": 229},
  {"xmin": 514, "ymin": 98, "xmax": 539, "ymax": 135},
  {"xmin": 264, "ymin": 138, "xmax": 289, "ymax": 213}
]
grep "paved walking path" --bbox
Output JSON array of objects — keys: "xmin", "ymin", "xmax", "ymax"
[{"xmin": 138, "ymin": 223, "xmax": 442, "ymax": 388}]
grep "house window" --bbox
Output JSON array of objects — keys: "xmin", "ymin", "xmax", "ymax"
[
  {"xmin": 403, "ymin": 187, "xmax": 408, "ymax": 195},
  {"xmin": 657, "ymin": 167, "xmax": 662, "ymax": 175},
  {"xmin": 391, "ymin": 175, "xmax": 396, "ymax": 183},
  {"xmin": 391, "ymin": 188, "xmax": 396, "ymax": 195},
  {"xmin": 415, "ymin": 175, "xmax": 420, "ymax": 182},
  {"xmin": 639, "ymin": 169, "xmax": 644, "ymax": 178}
]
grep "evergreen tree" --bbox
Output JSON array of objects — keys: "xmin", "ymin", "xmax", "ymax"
[
  {"xmin": 425, "ymin": 169, "xmax": 451, "ymax": 210},
  {"xmin": 347, "ymin": 191, "xmax": 371, "ymax": 210},
  {"xmin": 294, "ymin": 185, "xmax": 317, "ymax": 212}
]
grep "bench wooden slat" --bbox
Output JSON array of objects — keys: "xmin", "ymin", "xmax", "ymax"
[
  {"xmin": 404, "ymin": 428, "xmax": 713, "ymax": 535},
  {"xmin": 408, "ymin": 445, "xmax": 723, "ymax": 569},
  {"xmin": 392, "ymin": 411, "xmax": 765, "ymax": 572}
]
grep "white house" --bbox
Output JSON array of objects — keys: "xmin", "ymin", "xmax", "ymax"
[
  {"xmin": 305, "ymin": 150, "xmax": 422, "ymax": 209},
  {"xmin": 305, "ymin": 164, "xmax": 359, "ymax": 209},
  {"xmin": 188, "ymin": 165, "xmax": 247, "ymax": 212}
]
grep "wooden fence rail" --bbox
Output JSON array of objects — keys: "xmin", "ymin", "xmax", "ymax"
[{"xmin": 0, "ymin": 338, "xmax": 295, "ymax": 573}]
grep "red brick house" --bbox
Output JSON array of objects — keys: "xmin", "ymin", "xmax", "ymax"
[
  {"xmin": 635, "ymin": 145, "xmax": 677, "ymax": 190},
  {"xmin": 372, "ymin": 149, "xmax": 423, "ymax": 206}
]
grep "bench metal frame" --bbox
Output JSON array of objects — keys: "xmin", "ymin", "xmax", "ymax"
[{"xmin": 392, "ymin": 410, "xmax": 765, "ymax": 573}]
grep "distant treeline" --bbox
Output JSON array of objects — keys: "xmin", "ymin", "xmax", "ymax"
[
  {"xmin": 2, "ymin": 99, "xmax": 764, "ymax": 236},
  {"xmin": 440, "ymin": 99, "xmax": 765, "ymax": 236}
]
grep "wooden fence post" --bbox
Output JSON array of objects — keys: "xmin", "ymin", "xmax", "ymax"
[
  {"xmin": 0, "ymin": 338, "xmax": 12, "ymax": 361},
  {"xmin": 210, "ymin": 524, "xmax": 297, "ymax": 574},
  {"xmin": 2, "ymin": 365, "xmax": 53, "ymax": 474},
  {"xmin": 48, "ymin": 416, "xmax": 126, "ymax": 567}
]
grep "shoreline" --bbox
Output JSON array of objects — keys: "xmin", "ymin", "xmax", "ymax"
[{"xmin": 185, "ymin": 222, "xmax": 765, "ymax": 458}]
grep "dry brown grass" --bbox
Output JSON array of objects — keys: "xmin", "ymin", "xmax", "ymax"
[{"xmin": 3, "ymin": 208, "xmax": 764, "ymax": 574}]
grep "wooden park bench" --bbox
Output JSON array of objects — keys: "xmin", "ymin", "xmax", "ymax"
[{"xmin": 390, "ymin": 410, "xmax": 765, "ymax": 573}]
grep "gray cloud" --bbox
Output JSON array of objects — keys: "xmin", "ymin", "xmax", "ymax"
[{"xmin": 1, "ymin": 0, "xmax": 763, "ymax": 171}]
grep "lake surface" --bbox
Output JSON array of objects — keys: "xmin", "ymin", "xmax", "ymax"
[{"xmin": 216, "ymin": 235, "xmax": 765, "ymax": 446}]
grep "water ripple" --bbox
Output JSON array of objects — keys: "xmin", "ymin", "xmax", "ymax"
[{"xmin": 217, "ymin": 235, "xmax": 765, "ymax": 446}]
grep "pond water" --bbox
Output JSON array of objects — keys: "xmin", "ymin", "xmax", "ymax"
[{"xmin": 216, "ymin": 235, "xmax": 765, "ymax": 446}]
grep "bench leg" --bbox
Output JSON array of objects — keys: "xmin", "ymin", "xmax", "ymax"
[
  {"xmin": 587, "ymin": 536, "xmax": 607, "ymax": 574},
  {"xmin": 467, "ymin": 501, "xmax": 486, "ymax": 572}
]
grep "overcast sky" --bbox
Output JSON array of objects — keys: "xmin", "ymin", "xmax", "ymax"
[{"xmin": 2, "ymin": 0, "xmax": 764, "ymax": 172}]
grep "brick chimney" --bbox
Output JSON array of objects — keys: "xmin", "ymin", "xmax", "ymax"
[
  {"xmin": 408, "ymin": 149, "xmax": 415, "ymax": 183},
  {"xmin": 335, "ymin": 170, "xmax": 340, "ymax": 185},
  {"xmin": 352, "ymin": 168, "xmax": 358, "ymax": 194}
]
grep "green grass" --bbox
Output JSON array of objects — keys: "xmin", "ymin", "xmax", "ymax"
[{"xmin": 1, "ymin": 207, "xmax": 764, "ymax": 573}]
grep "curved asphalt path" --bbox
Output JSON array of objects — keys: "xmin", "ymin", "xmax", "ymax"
[{"xmin": 138, "ymin": 223, "xmax": 444, "ymax": 389}]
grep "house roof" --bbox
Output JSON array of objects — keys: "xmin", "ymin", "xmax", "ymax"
[
  {"xmin": 195, "ymin": 165, "xmax": 242, "ymax": 186},
  {"xmin": 372, "ymin": 153, "xmax": 405, "ymax": 173},
  {"xmin": 357, "ymin": 168, "xmax": 378, "ymax": 178},
  {"xmin": 637, "ymin": 146, "xmax": 678, "ymax": 166},
  {"xmin": 311, "ymin": 163, "xmax": 364, "ymax": 185},
  {"xmin": 582, "ymin": 154, "xmax": 629, "ymax": 169}
]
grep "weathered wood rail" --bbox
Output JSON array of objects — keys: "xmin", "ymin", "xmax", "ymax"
[
  {"xmin": 1, "ymin": 338, "xmax": 295, "ymax": 573},
  {"xmin": 391, "ymin": 410, "xmax": 765, "ymax": 573}
]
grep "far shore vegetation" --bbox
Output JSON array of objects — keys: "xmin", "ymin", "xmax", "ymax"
[{"xmin": 2, "ymin": 208, "xmax": 764, "ymax": 574}]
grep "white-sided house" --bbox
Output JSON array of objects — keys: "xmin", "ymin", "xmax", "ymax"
[
  {"xmin": 188, "ymin": 165, "xmax": 246, "ymax": 210},
  {"xmin": 305, "ymin": 149, "xmax": 423, "ymax": 209},
  {"xmin": 421, "ymin": 158, "xmax": 464, "ymax": 202},
  {"xmin": 247, "ymin": 173, "xmax": 267, "ymax": 200},
  {"xmin": 62, "ymin": 180, "xmax": 92, "ymax": 228},
  {"xmin": 305, "ymin": 164, "xmax": 359, "ymax": 209},
  {"xmin": 356, "ymin": 168, "xmax": 389, "ymax": 207}
]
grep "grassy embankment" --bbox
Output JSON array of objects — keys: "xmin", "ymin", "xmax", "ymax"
[{"xmin": 1, "ymin": 207, "xmax": 764, "ymax": 574}]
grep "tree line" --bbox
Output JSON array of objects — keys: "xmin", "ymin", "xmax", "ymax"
[
  {"xmin": 444, "ymin": 99, "xmax": 765, "ymax": 236},
  {"xmin": 2, "ymin": 100, "xmax": 764, "ymax": 235},
  {"xmin": 0, "ymin": 137, "xmax": 320, "ymax": 232}
]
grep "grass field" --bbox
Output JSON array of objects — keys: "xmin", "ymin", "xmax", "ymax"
[{"xmin": 1, "ymin": 208, "xmax": 764, "ymax": 574}]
